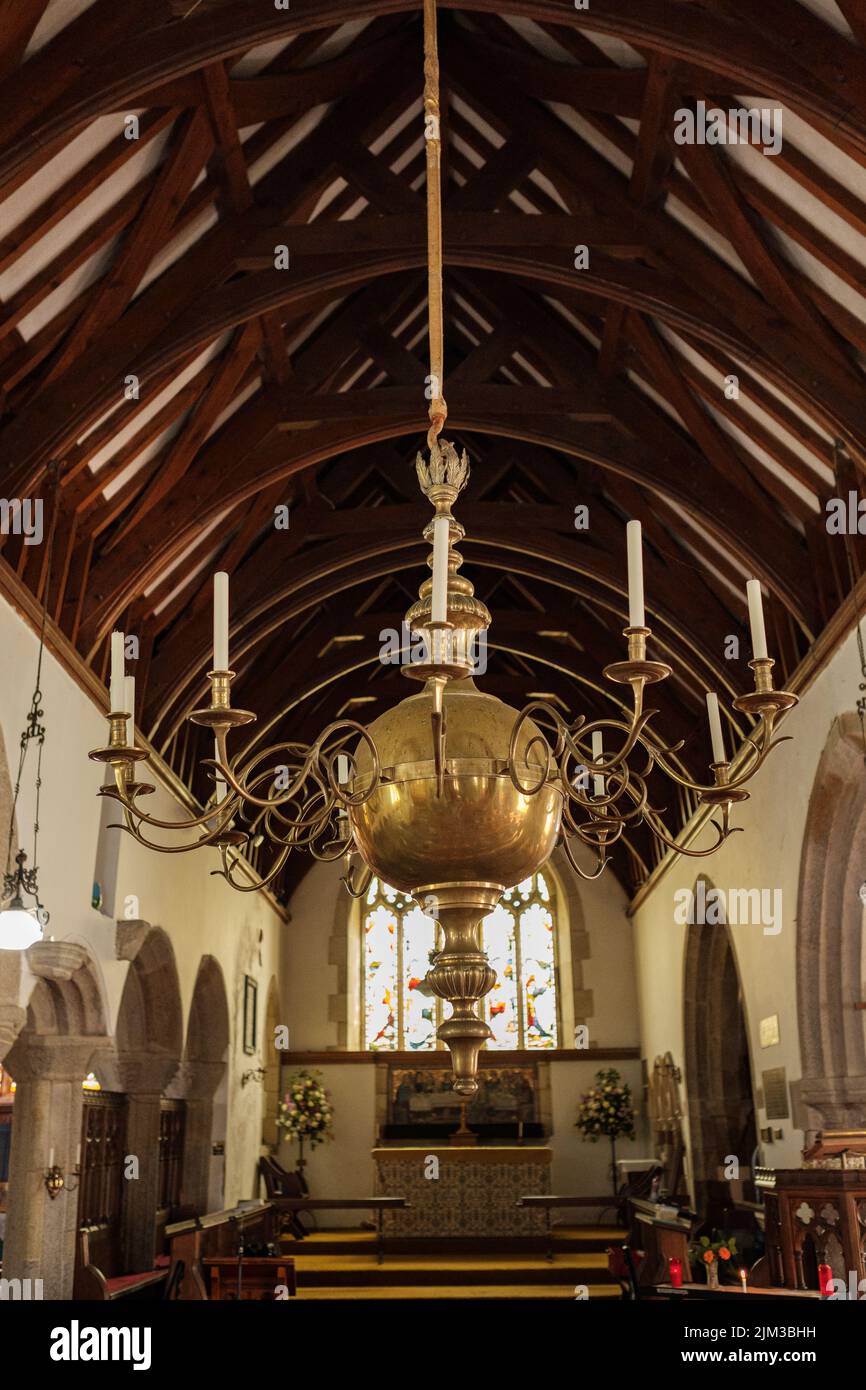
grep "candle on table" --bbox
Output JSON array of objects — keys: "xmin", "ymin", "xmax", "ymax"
[
  {"xmin": 705, "ymin": 692, "xmax": 726, "ymax": 764},
  {"xmin": 818, "ymin": 1263, "xmax": 834, "ymax": 1298},
  {"xmin": 669, "ymin": 1257, "xmax": 683, "ymax": 1288},
  {"xmin": 431, "ymin": 516, "xmax": 450, "ymax": 625},
  {"xmin": 213, "ymin": 572, "xmax": 229, "ymax": 670},
  {"xmin": 592, "ymin": 729, "xmax": 605, "ymax": 798},
  {"xmin": 739, "ymin": 1268, "xmax": 748, "ymax": 1293},
  {"xmin": 746, "ymin": 579, "xmax": 768, "ymax": 661},
  {"xmin": 626, "ymin": 520, "xmax": 645, "ymax": 628},
  {"xmin": 109, "ymin": 630, "xmax": 125, "ymax": 712}
]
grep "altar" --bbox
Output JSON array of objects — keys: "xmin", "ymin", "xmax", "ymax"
[{"xmin": 373, "ymin": 1146, "xmax": 551, "ymax": 1238}]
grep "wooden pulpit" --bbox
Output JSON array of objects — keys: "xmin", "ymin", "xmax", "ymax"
[{"xmin": 763, "ymin": 1131, "xmax": 866, "ymax": 1291}]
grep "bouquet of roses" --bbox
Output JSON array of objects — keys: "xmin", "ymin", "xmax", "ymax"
[
  {"xmin": 689, "ymin": 1233, "xmax": 738, "ymax": 1270},
  {"xmin": 276, "ymin": 1069, "xmax": 334, "ymax": 1147},
  {"xmin": 575, "ymin": 1068, "xmax": 636, "ymax": 1142}
]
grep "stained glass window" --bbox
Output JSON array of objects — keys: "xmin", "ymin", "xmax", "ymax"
[{"xmin": 361, "ymin": 871, "xmax": 559, "ymax": 1050}]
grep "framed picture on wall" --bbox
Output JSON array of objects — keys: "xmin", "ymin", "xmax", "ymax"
[{"xmin": 243, "ymin": 975, "xmax": 258, "ymax": 1055}]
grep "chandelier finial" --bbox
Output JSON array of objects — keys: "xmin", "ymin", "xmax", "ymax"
[{"xmin": 415, "ymin": 437, "xmax": 470, "ymax": 506}]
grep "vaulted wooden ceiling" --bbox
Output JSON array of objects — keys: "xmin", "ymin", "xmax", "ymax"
[{"xmin": 1, "ymin": 0, "xmax": 865, "ymax": 900}]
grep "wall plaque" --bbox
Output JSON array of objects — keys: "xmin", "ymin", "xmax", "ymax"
[
  {"xmin": 762, "ymin": 1066, "xmax": 790, "ymax": 1120},
  {"xmin": 760, "ymin": 1014, "xmax": 780, "ymax": 1048}
]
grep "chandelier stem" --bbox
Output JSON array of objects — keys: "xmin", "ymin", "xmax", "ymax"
[{"xmin": 423, "ymin": 0, "xmax": 446, "ymax": 447}]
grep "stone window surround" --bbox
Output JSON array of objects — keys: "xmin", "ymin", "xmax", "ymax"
[{"xmin": 326, "ymin": 846, "xmax": 594, "ymax": 1051}]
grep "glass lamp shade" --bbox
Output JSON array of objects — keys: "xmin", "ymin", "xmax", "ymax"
[{"xmin": 0, "ymin": 901, "xmax": 43, "ymax": 950}]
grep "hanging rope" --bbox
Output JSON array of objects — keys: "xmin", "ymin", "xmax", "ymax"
[{"xmin": 423, "ymin": 0, "xmax": 447, "ymax": 451}]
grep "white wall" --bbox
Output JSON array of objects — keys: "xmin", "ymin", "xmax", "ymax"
[
  {"xmin": 0, "ymin": 593, "xmax": 287, "ymax": 1207},
  {"xmin": 632, "ymin": 624, "xmax": 865, "ymax": 1178}
]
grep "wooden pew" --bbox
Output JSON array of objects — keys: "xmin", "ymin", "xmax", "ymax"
[
  {"xmin": 203, "ymin": 1255, "xmax": 296, "ymax": 1300},
  {"xmin": 74, "ymin": 1225, "xmax": 169, "ymax": 1301},
  {"xmin": 165, "ymin": 1200, "xmax": 293, "ymax": 1299}
]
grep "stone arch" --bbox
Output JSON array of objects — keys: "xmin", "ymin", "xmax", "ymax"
[
  {"xmin": 107, "ymin": 921, "xmax": 184, "ymax": 1271},
  {"xmin": 113, "ymin": 921, "xmax": 184, "ymax": 1066},
  {"xmin": 262, "ymin": 976, "xmax": 281, "ymax": 1152},
  {"xmin": 2, "ymin": 941, "xmax": 110, "ymax": 1298},
  {"xmin": 175, "ymin": 954, "xmax": 230, "ymax": 1214},
  {"xmin": 682, "ymin": 877, "xmax": 757, "ymax": 1219},
  {"xmin": 797, "ymin": 712, "xmax": 866, "ymax": 1130}
]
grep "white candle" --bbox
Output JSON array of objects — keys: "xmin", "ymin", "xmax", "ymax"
[
  {"xmin": 431, "ymin": 516, "xmax": 450, "ymax": 625},
  {"xmin": 626, "ymin": 520, "xmax": 645, "ymax": 628},
  {"xmin": 706, "ymin": 692, "xmax": 726, "ymax": 764},
  {"xmin": 591, "ymin": 729, "xmax": 605, "ymax": 798},
  {"xmin": 109, "ymin": 630, "xmax": 125, "ymax": 712},
  {"xmin": 213, "ymin": 572, "xmax": 229, "ymax": 670},
  {"xmin": 48, "ymin": 1147, "xmax": 54, "ymax": 1169},
  {"xmin": 746, "ymin": 579, "xmax": 768, "ymax": 660},
  {"xmin": 336, "ymin": 755, "xmax": 350, "ymax": 829},
  {"xmin": 76, "ymin": 1142, "xmax": 82, "ymax": 1168},
  {"xmin": 124, "ymin": 676, "xmax": 135, "ymax": 736}
]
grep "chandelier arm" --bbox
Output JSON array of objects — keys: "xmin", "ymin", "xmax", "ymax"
[
  {"xmin": 602, "ymin": 769, "xmax": 652, "ymax": 825},
  {"xmin": 221, "ymin": 723, "xmax": 382, "ymax": 813},
  {"xmin": 560, "ymin": 833, "xmax": 608, "ymax": 881},
  {"xmin": 567, "ymin": 709, "xmax": 660, "ymax": 774},
  {"xmin": 109, "ymin": 815, "xmax": 232, "ymax": 853},
  {"xmin": 641, "ymin": 806, "xmax": 734, "ymax": 858},
  {"xmin": 636, "ymin": 718, "xmax": 788, "ymax": 796},
  {"xmin": 309, "ymin": 833, "xmax": 352, "ymax": 863},
  {"xmin": 109, "ymin": 771, "xmax": 239, "ymax": 834},
  {"xmin": 215, "ymin": 842, "xmax": 292, "ymax": 893},
  {"xmin": 342, "ymin": 858, "xmax": 374, "ymax": 900},
  {"xmin": 572, "ymin": 814, "xmax": 626, "ymax": 850},
  {"xmin": 559, "ymin": 749, "xmax": 634, "ymax": 814},
  {"xmin": 507, "ymin": 701, "xmax": 576, "ymax": 794}
]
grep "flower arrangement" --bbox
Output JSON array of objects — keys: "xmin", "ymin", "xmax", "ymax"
[
  {"xmin": 575, "ymin": 1068, "xmax": 636, "ymax": 1142},
  {"xmin": 690, "ymin": 1233, "xmax": 738, "ymax": 1286},
  {"xmin": 277, "ymin": 1069, "xmax": 334, "ymax": 1150}
]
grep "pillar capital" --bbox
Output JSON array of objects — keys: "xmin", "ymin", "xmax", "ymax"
[
  {"xmin": 116, "ymin": 1048, "xmax": 179, "ymax": 1095},
  {"xmin": 6, "ymin": 1032, "xmax": 108, "ymax": 1083},
  {"xmin": 26, "ymin": 940, "xmax": 88, "ymax": 981},
  {"xmin": 167, "ymin": 1057, "xmax": 225, "ymax": 1101}
]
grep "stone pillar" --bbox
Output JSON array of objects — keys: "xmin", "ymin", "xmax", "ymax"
[
  {"xmin": 118, "ymin": 1052, "xmax": 178, "ymax": 1272},
  {"xmin": 175, "ymin": 1061, "xmax": 225, "ymax": 1214},
  {"xmin": 3, "ymin": 1036, "xmax": 98, "ymax": 1299}
]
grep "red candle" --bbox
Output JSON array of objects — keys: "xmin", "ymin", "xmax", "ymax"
[
  {"xmin": 818, "ymin": 1264, "xmax": 834, "ymax": 1298},
  {"xmin": 669, "ymin": 1257, "xmax": 683, "ymax": 1288}
]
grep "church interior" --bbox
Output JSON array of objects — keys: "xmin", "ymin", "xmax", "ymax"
[{"xmin": 1, "ymin": 0, "xmax": 866, "ymax": 1328}]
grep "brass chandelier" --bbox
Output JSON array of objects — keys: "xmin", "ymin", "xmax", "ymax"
[{"xmin": 90, "ymin": 0, "xmax": 797, "ymax": 1094}]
